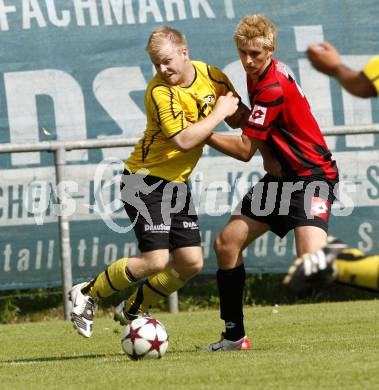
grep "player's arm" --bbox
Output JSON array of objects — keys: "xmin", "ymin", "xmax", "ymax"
[
  {"xmin": 259, "ymin": 143, "xmax": 283, "ymax": 177},
  {"xmin": 224, "ymin": 101, "xmax": 249, "ymax": 129},
  {"xmin": 331, "ymin": 66, "xmax": 375, "ymax": 98},
  {"xmin": 307, "ymin": 42, "xmax": 377, "ymax": 98},
  {"xmin": 171, "ymin": 92, "xmax": 238, "ymax": 151},
  {"xmin": 207, "ymin": 132, "xmax": 261, "ymax": 162},
  {"xmin": 222, "ymin": 101, "xmax": 283, "ymax": 175}
]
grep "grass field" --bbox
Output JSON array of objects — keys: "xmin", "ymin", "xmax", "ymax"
[{"xmin": 1, "ymin": 300, "xmax": 378, "ymax": 390}]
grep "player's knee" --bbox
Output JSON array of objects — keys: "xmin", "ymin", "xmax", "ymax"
[
  {"xmin": 214, "ymin": 233, "xmax": 230, "ymax": 257},
  {"xmin": 183, "ymin": 257, "xmax": 203, "ymax": 276},
  {"xmin": 146, "ymin": 256, "xmax": 169, "ymax": 274},
  {"xmin": 214, "ymin": 233, "xmax": 240, "ymax": 268},
  {"xmin": 179, "ymin": 257, "xmax": 203, "ymax": 281},
  {"xmin": 153, "ymin": 259, "xmax": 169, "ymax": 274},
  {"xmin": 192, "ymin": 257, "xmax": 203, "ymax": 273}
]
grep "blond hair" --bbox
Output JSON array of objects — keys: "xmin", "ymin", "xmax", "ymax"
[
  {"xmin": 234, "ymin": 15, "xmax": 276, "ymax": 50},
  {"xmin": 146, "ymin": 26, "xmax": 187, "ymax": 56}
]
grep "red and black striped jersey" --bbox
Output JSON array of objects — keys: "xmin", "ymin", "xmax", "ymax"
[{"xmin": 243, "ymin": 59, "xmax": 338, "ymax": 181}]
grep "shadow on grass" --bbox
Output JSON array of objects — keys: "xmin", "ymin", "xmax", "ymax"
[
  {"xmin": 1, "ymin": 349, "xmax": 200, "ymax": 365},
  {"xmin": 1, "ymin": 352, "xmax": 126, "ymax": 365}
]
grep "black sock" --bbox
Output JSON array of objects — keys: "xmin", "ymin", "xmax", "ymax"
[{"xmin": 217, "ymin": 264, "xmax": 246, "ymax": 341}]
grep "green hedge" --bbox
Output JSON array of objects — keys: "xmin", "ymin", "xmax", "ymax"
[{"xmin": 1, "ymin": 274, "xmax": 377, "ymax": 323}]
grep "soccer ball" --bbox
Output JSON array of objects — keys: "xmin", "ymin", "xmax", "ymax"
[{"xmin": 121, "ymin": 316, "xmax": 169, "ymax": 360}]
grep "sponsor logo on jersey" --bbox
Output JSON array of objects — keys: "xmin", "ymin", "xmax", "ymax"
[{"xmin": 248, "ymin": 105, "xmax": 267, "ymax": 125}]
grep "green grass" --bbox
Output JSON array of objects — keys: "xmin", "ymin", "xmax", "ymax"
[{"xmin": 1, "ymin": 300, "xmax": 379, "ymax": 390}]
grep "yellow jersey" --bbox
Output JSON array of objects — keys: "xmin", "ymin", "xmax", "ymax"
[
  {"xmin": 363, "ymin": 56, "xmax": 379, "ymax": 94},
  {"xmin": 125, "ymin": 61, "xmax": 237, "ymax": 182}
]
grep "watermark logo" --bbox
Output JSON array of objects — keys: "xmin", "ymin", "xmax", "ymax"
[
  {"xmin": 23, "ymin": 180, "xmax": 78, "ymax": 225},
  {"xmin": 21, "ymin": 158, "xmax": 358, "ymax": 233},
  {"xmin": 92, "ymin": 157, "xmax": 131, "ymax": 233}
]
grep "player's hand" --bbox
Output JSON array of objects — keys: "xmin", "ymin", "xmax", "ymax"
[
  {"xmin": 213, "ymin": 91, "xmax": 239, "ymax": 120},
  {"xmin": 306, "ymin": 41, "xmax": 342, "ymax": 76},
  {"xmin": 225, "ymin": 102, "xmax": 250, "ymax": 129}
]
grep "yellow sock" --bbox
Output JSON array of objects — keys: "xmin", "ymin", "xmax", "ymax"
[
  {"xmin": 82, "ymin": 257, "xmax": 136, "ymax": 299},
  {"xmin": 125, "ymin": 267, "xmax": 184, "ymax": 315},
  {"xmin": 335, "ymin": 249, "xmax": 379, "ymax": 290}
]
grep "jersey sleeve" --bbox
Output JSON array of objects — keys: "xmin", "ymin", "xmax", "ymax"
[
  {"xmin": 150, "ymin": 85, "xmax": 188, "ymax": 138},
  {"xmin": 243, "ymin": 85, "xmax": 284, "ymax": 140},
  {"xmin": 363, "ymin": 56, "xmax": 379, "ymax": 95}
]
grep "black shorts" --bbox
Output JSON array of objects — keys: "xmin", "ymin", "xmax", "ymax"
[
  {"xmin": 238, "ymin": 174, "xmax": 337, "ymax": 238},
  {"xmin": 121, "ymin": 172, "xmax": 200, "ymax": 253}
]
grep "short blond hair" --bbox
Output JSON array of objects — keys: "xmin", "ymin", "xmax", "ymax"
[
  {"xmin": 234, "ymin": 15, "xmax": 276, "ymax": 50},
  {"xmin": 146, "ymin": 26, "xmax": 187, "ymax": 56}
]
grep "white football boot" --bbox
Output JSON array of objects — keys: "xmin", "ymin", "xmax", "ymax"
[
  {"xmin": 113, "ymin": 301, "xmax": 148, "ymax": 325},
  {"xmin": 69, "ymin": 282, "xmax": 96, "ymax": 338},
  {"xmin": 283, "ymin": 237, "xmax": 348, "ymax": 292},
  {"xmin": 201, "ymin": 333, "xmax": 252, "ymax": 352}
]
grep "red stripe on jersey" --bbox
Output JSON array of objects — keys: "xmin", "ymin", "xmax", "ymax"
[
  {"xmin": 243, "ymin": 59, "xmax": 338, "ymax": 180},
  {"xmin": 244, "ymin": 126, "xmax": 268, "ymax": 140}
]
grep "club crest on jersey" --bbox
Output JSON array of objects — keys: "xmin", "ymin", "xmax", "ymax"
[
  {"xmin": 248, "ymin": 105, "xmax": 267, "ymax": 125},
  {"xmin": 203, "ymin": 94, "xmax": 215, "ymax": 104}
]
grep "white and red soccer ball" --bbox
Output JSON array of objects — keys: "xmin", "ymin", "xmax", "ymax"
[{"xmin": 121, "ymin": 316, "xmax": 169, "ymax": 360}]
